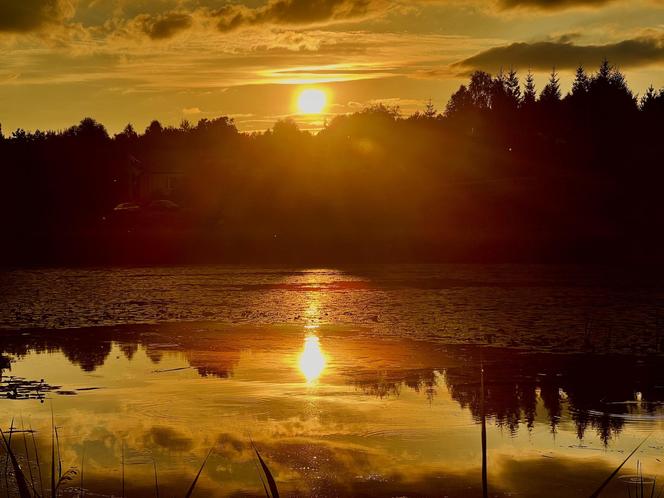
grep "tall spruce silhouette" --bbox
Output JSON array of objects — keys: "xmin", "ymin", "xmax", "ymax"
[
  {"xmin": 539, "ymin": 68, "xmax": 561, "ymax": 104},
  {"xmin": 522, "ymin": 69, "xmax": 537, "ymax": 107}
]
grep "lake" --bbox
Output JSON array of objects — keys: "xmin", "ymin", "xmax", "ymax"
[{"xmin": 1, "ymin": 265, "xmax": 663, "ymax": 497}]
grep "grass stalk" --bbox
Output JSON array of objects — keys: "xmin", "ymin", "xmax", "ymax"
[
  {"xmin": 80, "ymin": 445, "xmax": 85, "ymax": 498},
  {"xmin": 153, "ymin": 458, "xmax": 159, "ymax": 498},
  {"xmin": 121, "ymin": 441, "xmax": 125, "ymax": 498},
  {"xmin": 1, "ymin": 427, "xmax": 33, "ymax": 498},
  {"xmin": 20, "ymin": 418, "xmax": 38, "ymax": 497},
  {"xmin": 588, "ymin": 435, "xmax": 650, "ymax": 497},
  {"xmin": 30, "ymin": 423, "xmax": 44, "ymax": 497},
  {"xmin": 50, "ymin": 412, "xmax": 56, "ymax": 498},
  {"xmin": 251, "ymin": 442, "xmax": 279, "ymax": 498},
  {"xmin": 183, "ymin": 448, "xmax": 213, "ymax": 498}
]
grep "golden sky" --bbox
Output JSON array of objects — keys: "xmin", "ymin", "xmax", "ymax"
[{"xmin": 1, "ymin": 0, "xmax": 663, "ymax": 133}]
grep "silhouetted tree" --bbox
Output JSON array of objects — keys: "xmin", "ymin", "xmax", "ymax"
[
  {"xmin": 571, "ymin": 65, "xmax": 590, "ymax": 97},
  {"xmin": 641, "ymin": 85, "xmax": 657, "ymax": 110},
  {"xmin": 640, "ymin": 85, "xmax": 664, "ymax": 114},
  {"xmin": 539, "ymin": 68, "xmax": 561, "ymax": 104},
  {"xmin": 445, "ymin": 84, "xmax": 473, "ymax": 117},
  {"xmin": 505, "ymin": 67, "xmax": 522, "ymax": 107},
  {"xmin": 145, "ymin": 120, "xmax": 164, "ymax": 136},
  {"xmin": 522, "ymin": 70, "xmax": 537, "ymax": 107},
  {"xmin": 588, "ymin": 60, "xmax": 635, "ymax": 110},
  {"xmin": 117, "ymin": 123, "xmax": 138, "ymax": 140},
  {"xmin": 490, "ymin": 68, "xmax": 512, "ymax": 113},
  {"xmin": 271, "ymin": 118, "xmax": 304, "ymax": 137},
  {"xmin": 468, "ymin": 70, "xmax": 494, "ymax": 110},
  {"xmin": 424, "ymin": 98, "xmax": 437, "ymax": 118},
  {"xmin": 70, "ymin": 117, "xmax": 109, "ymax": 141}
]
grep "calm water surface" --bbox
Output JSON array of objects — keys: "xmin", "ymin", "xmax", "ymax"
[
  {"xmin": 1, "ymin": 265, "xmax": 663, "ymax": 497},
  {"xmin": 1, "ymin": 265, "xmax": 662, "ymax": 350}
]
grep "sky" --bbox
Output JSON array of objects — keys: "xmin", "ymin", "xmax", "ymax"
[{"xmin": 0, "ymin": 0, "xmax": 663, "ymax": 133}]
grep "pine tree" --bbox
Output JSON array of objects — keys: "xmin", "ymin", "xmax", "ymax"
[
  {"xmin": 539, "ymin": 67, "xmax": 561, "ymax": 104},
  {"xmin": 571, "ymin": 65, "xmax": 590, "ymax": 96},
  {"xmin": 589, "ymin": 59, "xmax": 635, "ymax": 109},
  {"xmin": 608, "ymin": 65, "xmax": 629, "ymax": 93},
  {"xmin": 640, "ymin": 85, "xmax": 657, "ymax": 112},
  {"xmin": 505, "ymin": 67, "xmax": 522, "ymax": 107},
  {"xmin": 523, "ymin": 70, "xmax": 537, "ymax": 106},
  {"xmin": 597, "ymin": 58, "xmax": 611, "ymax": 82},
  {"xmin": 424, "ymin": 98, "xmax": 437, "ymax": 119}
]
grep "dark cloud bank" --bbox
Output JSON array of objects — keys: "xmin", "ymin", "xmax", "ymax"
[
  {"xmin": 456, "ymin": 35, "xmax": 664, "ymax": 72},
  {"xmin": 497, "ymin": 0, "xmax": 617, "ymax": 9},
  {"xmin": 138, "ymin": 12, "xmax": 193, "ymax": 40},
  {"xmin": 0, "ymin": 0, "xmax": 71, "ymax": 32}
]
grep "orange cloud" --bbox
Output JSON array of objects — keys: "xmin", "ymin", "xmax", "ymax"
[{"xmin": 213, "ymin": 0, "xmax": 380, "ymax": 32}]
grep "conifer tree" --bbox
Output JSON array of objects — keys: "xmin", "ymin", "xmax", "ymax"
[
  {"xmin": 571, "ymin": 65, "xmax": 590, "ymax": 96},
  {"xmin": 539, "ymin": 68, "xmax": 561, "ymax": 104},
  {"xmin": 597, "ymin": 58, "xmax": 611, "ymax": 82},
  {"xmin": 505, "ymin": 67, "xmax": 522, "ymax": 107},
  {"xmin": 523, "ymin": 70, "xmax": 537, "ymax": 106},
  {"xmin": 424, "ymin": 98, "xmax": 437, "ymax": 119},
  {"xmin": 640, "ymin": 85, "xmax": 658, "ymax": 112}
]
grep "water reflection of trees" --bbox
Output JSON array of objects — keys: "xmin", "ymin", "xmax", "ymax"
[
  {"xmin": 1, "ymin": 331, "xmax": 116, "ymax": 372},
  {"xmin": 0, "ymin": 328, "xmax": 241, "ymax": 379},
  {"xmin": 350, "ymin": 370, "xmax": 438, "ymax": 402},
  {"xmin": 351, "ymin": 348, "xmax": 664, "ymax": 444},
  {"xmin": 4, "ymin": 330, "xmax": 664, "ymax": 444}
]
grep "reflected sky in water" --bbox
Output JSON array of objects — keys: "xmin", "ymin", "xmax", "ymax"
[{"xmin": 2, "ymin": 323, "xmax": 664, "ymax": 497}]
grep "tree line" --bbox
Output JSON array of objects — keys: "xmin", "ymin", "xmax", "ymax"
[{"xmin": 1, "ymin": 59, "xmax": 663, "ymax": 264}]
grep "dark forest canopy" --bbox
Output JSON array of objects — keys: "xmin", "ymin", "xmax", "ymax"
[{"xmin": 1, "ymin": 60, "xmax": 663, "ymax": 265}]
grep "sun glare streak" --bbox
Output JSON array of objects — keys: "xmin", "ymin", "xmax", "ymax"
[{"xmin": 298, "ymin": 335, "xmax": 326, "ymax": 384}]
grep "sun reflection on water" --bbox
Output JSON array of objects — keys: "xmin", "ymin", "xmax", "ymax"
[{"xmin": 298, "ymin": 335, "xmax": 326, "ymax": 383}]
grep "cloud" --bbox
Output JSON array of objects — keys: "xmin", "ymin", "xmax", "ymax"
[
  {"xmin": 0, "ymin": 0, "xmax": 74, "ymax": 33},
  {"xmin": 182, "ymin": 107, "xmax": 202, "ymax": 115},
  {"xmin": 213, "ymin": 0, "xmax": 377, "ymax": 32},
  {"xmin": 142, "ymin": 426, "xmax": 193, "ymax": 452},
  {"xmin": 136, "ymin": 11, "xmax": 193, "ymax": 40},
  {"xmin": 496, "ymin": 0, "xmax": 617, "ymax": 10},
  {"xmin": 454, "ymin": 35, "xmax": 664, "ymax": 72}
]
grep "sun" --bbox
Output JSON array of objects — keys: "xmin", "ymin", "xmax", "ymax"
[
  {"xmin": 298, "ymin": 335, "xmax": 326, "ymax": 384},
  {"xmin": 297, "ymin": 89, "xmax": 327, "ymax": 115}
]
